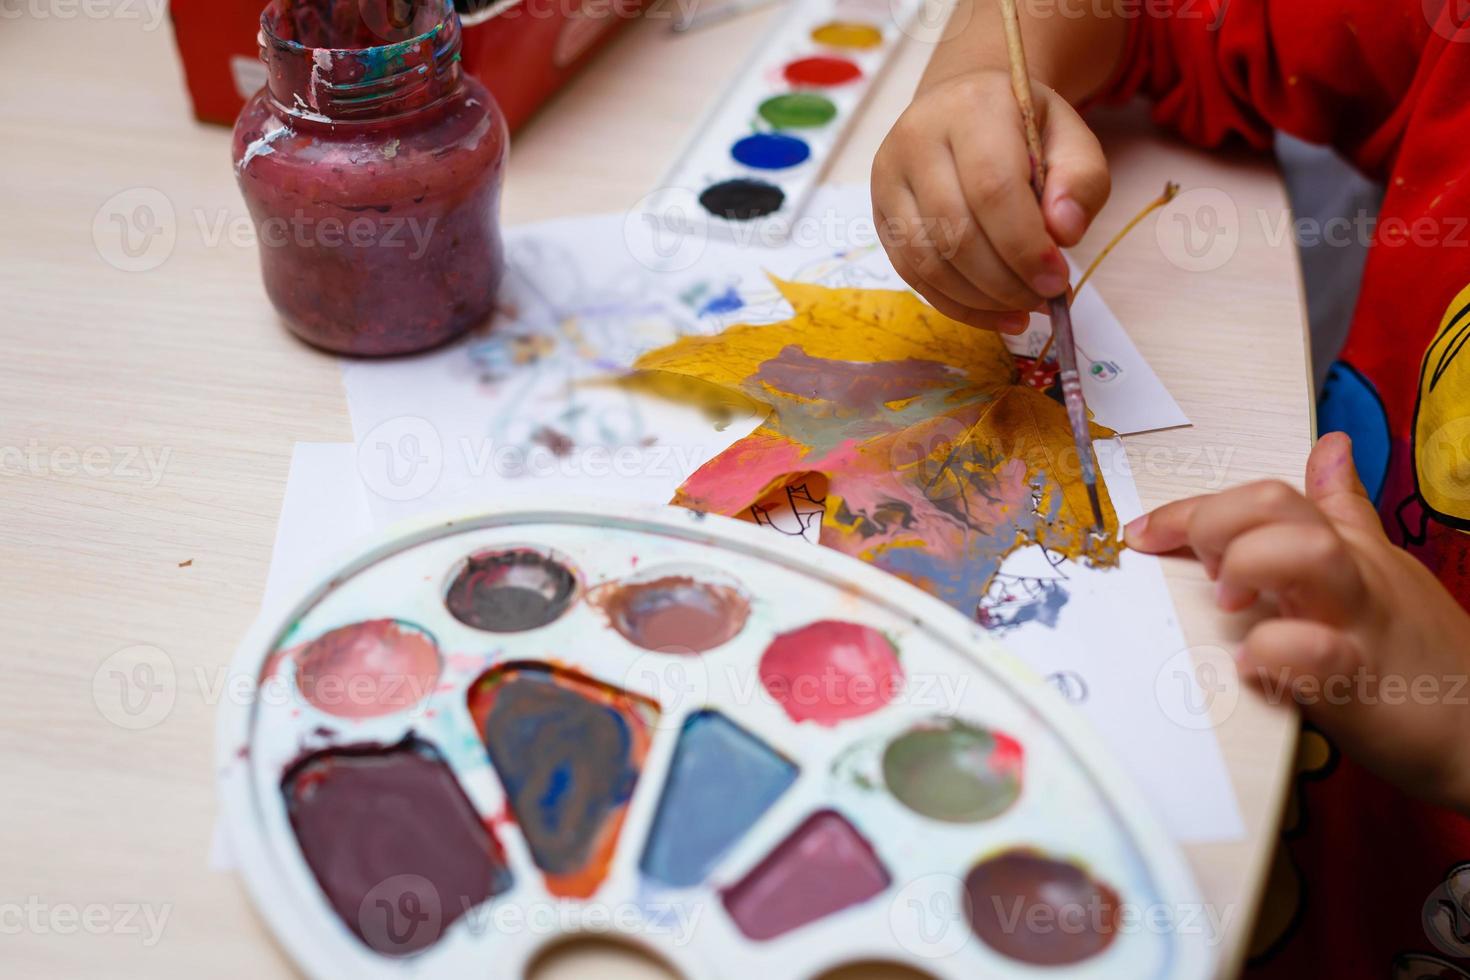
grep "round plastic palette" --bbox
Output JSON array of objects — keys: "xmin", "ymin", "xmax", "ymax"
[{"xmin": 216, "ymin": 502, "xmax": 1212, "ymax": 978}]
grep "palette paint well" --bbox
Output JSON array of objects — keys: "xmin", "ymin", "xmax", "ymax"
[
  {"xmin": 595, "ymin": 573, "xmax": 750, "ymax": 654},
  {"xmin": 731, "ymin": 133, "xmax": 812, "ymax": 170},
  {"xmin": 699, "ymin": 179, "xmax": 787, "ymax": 221},
  {"xmin": 640, "ymin": 710, "xmax": 797, "ymax": 888},
  {"xmin": 293, "ymin": 619, "xmax": 440, "ymax": 719},
  {"xmin": 445, "ymin": 548, "xmax": 578, "ymax": 632},
  {"xmin": 759, "ymin": 620, "xmax": 902, "ymax": 725},
  {"xmin": 281, "ymin": 737, "xmax": 513, "ymax": 955},
  {"xmin": 782, "ymin": 55, "xmax": 862, "ymax": 87},
  {"xmin": 468, "ymin": 664, "xmax": 656, "ymax": 898},
  {"xmin": 721, "ymin": 809, "xmax": 891, "ymax": 940},
  {"xmin": 963, "ymin": 851, "xmax": 1122, "ymax": 965},
  {"xmin": 757, "ymin": 92, "xmax": 837, "ymax": 129},
  {"xmin": 810, "ymin": 20, "xmax": 884, "ymax": 48},
  {"xmin": 882, "ymin": 720, "xmax": 1023, "ymax": 822}
]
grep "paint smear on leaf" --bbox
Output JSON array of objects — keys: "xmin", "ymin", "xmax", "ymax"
[{"xmin": 628, "ymin": 278, "xmax": 1120, "ymax": 620}]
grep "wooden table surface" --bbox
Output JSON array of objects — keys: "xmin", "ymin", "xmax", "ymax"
[{"xmin": 0, "ymin": 3, "xmax": 1311, "ymax": 977}]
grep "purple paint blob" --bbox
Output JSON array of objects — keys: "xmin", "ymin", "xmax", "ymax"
[
  {"xmin": 731, "ymin": 133, "xmax": 811, "ymax": 170},
  {"xmin": 281, "ymin": 736, "xmax": 513, "ymax": 956},
  {"xmin": 722, "ymin": 810, "xmax": 890, "ymax": 940}
]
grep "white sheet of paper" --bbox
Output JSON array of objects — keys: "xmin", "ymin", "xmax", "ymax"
[{"xmin": 988, "ymin": 440, "xmax": 1244, "ymax": 841}]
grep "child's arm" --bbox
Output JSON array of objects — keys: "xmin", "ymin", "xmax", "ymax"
[
  {"xmin": 874, "ymin": 0, "xmax": 1431, "ymax": 329},
  {"xmin": 870, "ymin": 0, "xmax": 1130, "ymax": 331},
  {"xmin": 1128, "ymin": 435, "xmax": 1470, "ymax": 815}
]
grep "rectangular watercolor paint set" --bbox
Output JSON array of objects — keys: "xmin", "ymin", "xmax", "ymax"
[
  {"xmin": 647, "ymin": 0, "xmax": 919, "ymax": 242},
  {"xmin": 217, "ymin": 500, "xmax": 1212, "ymax": 978}
]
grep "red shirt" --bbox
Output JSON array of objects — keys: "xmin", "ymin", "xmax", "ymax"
[{"xmin": 1101, "ymin": 1, "xmax": 1470, "ymax": 975}]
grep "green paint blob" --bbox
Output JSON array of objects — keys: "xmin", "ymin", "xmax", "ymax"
[
  {"xmin": 882, "ymin": 720, "xmax": 1023, "ymax": 822},
  {"xmin": 758, "ymin": 93, "xmax": 839, "ymax": 130}
]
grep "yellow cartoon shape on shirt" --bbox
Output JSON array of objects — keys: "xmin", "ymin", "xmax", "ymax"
[{"xmin": 1414, "ymin": 283, "xmax": 1470, "ymax": 530}]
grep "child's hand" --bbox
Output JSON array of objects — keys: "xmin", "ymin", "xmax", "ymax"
[
  {"xmin": 1127, "ymin": 433, "xmax": 1470, "ymax": 813},
  {"xmin": 871, "ymin": 69, "xmax": 1110, "ymax": 333}
]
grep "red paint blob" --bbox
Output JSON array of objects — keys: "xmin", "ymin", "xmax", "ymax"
[
  {"xmin": 759, "ymin": 620, "xmax": 902, "ymax": 725},
  {"xmin": 294, "ymin": 619, "xmax": 441, "ymax": 719},
  {"xmin": 782, "ymin": 55, "xmax": 863, "ymax": 87}
]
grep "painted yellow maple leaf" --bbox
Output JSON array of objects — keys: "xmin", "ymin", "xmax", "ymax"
[{"xmin": 632, "ymin": 278, "xmax": 1119, "ymax": 619}]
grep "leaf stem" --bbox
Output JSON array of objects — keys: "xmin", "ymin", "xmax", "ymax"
[{"xmin": 1028, "ymin": 181, "xmax": 1181, "ymax": 378}]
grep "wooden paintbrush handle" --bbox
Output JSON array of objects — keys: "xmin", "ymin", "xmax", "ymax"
[{"xmin": 996, "ymin": 0, "xmax": 1048, "ymax": 204}]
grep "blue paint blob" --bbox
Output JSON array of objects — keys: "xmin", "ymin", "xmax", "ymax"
[
  {"xmin": 731, "ymin": 133, "xmax": 812, "ymax": 170},
  {"xmin": 978, "ymin": 578, "xmax": 1069, "ymax": 633},
  {"xmin": 699, "ymin": 286, "xmax": 745, "ymax": 317},
  {"xmin": 640, "ymin": 710, "xmax": 797, "ymax": 888},
  {"xmin": 1318, "ymin": 360, "xmax": 1390, "ymax": 503}
]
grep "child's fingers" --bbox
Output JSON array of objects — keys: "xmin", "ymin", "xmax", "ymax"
[
  {"xmin": 876, "ymin": 204, "xmax": 1030, "ymax": 332},
  {"xmin": 1305, "ymin": 432, "xmax": 1384, "ymax": 535},
  {"xmin": 905, "ymin": 151, "xmax": 1044, "ymax": 311},
  {"xmin": 1125, "ymin": 481, "xmax": 1324, "ymax": 575},
  {"xmin": 898, "ymin": 258, "xmax": 1031, "ymax": 332},
  {"xmin": 952, "ymin": 117, "xmax": 1072, "ymax": 300},
  {"xmin": 1215, "ymin": 524, "xmax": 1367, "ymax": 621},
  {"xmin": 1038, "ymin": 91, "xmax": 1111, "ymax": 247},
  {"xmin": 874, "ymin": 185, "xmax": 998, "ymax": 315},
  {"xmin": 1237, "ymin": 618, "xmax": 1363, "ymax": 710}
]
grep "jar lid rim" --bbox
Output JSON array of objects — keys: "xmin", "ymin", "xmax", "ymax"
[{"xmin": 259, "ymin": 0, "xmax": 455, "ymax": 58}]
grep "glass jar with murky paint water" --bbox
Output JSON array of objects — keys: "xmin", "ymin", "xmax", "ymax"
[{"xmin": 232, "ymin": 0, "xmax": 507, "ymax": 356}]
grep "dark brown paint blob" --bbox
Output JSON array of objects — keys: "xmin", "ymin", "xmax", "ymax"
[
  {"xmin": 597, "ymin": 575, "xmax": 749, "ymax": 654},
  {"xmin": 281, "ymin": 737, "xmax": 513, "ymax": 956},
  {"xmin": 722, "ymin": 810, "xmax": 891, "ymax": 940},
  {"xmin": 699, "ymin": 179, "xmax": 786, "ymax": 221},
  {"xmin": 445, "ymin": 548, "xmax": 578, "ymax": 632},
  {"xmin": 963, "ymin": 850, "xmax": 1121, "ymax": 965}
]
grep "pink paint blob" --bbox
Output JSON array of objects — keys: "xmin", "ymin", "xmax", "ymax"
[
  {"xmin": 758, "ymin": 620, "xmax": 902, "ymax": 725},
  {"xmin": 295, "ymin": 619, "xmax": 441, "ymax": 719}
]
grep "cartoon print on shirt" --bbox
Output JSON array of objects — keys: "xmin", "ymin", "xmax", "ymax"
[{"xmin": 1400, "ymin": 283, "xmax": 1470, "ymax": 543}]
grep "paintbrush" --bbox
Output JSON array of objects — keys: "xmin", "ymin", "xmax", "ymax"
[{"xmin": 995, "ymin": 0, "xmax": 1105, "ymax": 534}]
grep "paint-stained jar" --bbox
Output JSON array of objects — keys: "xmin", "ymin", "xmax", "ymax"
[{"xmin": 232, "ymin": 0, "xmax": 507, "ymax": 356}]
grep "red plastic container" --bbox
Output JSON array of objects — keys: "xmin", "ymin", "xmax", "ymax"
[{"xmin": 172, "ymin": 0, "xmax": 646, "ymax": 132}]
